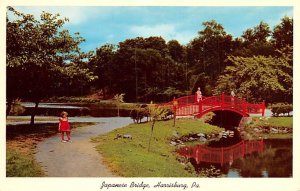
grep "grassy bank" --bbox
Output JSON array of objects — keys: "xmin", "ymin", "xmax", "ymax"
[
  {"xmin": 92, "ymin": 118, "xmax": 223, "ymax": 177},
  {"xmin": 244, "ymin": 117, "xmax": 292, "ymax": 139},
  {"xmin": 45, "ymin": 96, "xmax": 139, "ymax": 109},
  {"xmin": 6, "ymin": 122, "xmax": 95, "ymax": 177},
  {"xmin": 6, "ymin": 116, "xmax": 59, "ymax": 122}
]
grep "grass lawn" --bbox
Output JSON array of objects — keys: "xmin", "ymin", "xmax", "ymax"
[
  {"xmin": 264, "ymin": 117, "xmax": 292, "ymax": 128},
  {"xmin": 245, "ymin": 117, "xmax": 292, "ymax": 139},
  {"xmin": 6, "ymin": 117, "xmax": 59, "ymax": 122},
  {"xmin": 249, "ymin": 116, "xmax": 292, "ymax": 128},
  {"xmin": 91, "ymin": 118, "xmax": 223, "ymax": 177},
  {"xmin": 6, "ymin": 122, "xmax": 95, "ymax": 177}
]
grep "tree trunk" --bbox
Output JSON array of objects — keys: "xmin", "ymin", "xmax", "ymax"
[
  {"xmin": 30, "ymin": 101, "xmax": 39, "ymax": 126},
  {"xmin": 148, "ymin": 120, "xmax": 155, "ymax": 152},
  {"xmin": 6, "ymin": 98, "xmax": 13, "ymax": 118}
]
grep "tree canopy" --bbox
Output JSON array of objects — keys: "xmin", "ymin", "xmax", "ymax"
[
  {"xmin": 6, "ymin": 7, "xmax": 293, "ymax": 107},
  {"xmin": 6, "ymin": 7, "xmax": 96, "ymax": 123}
]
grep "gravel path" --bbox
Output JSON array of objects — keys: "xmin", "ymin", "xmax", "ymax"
[{"xmin": 34, "ymin": 117, "xmax": 132, "ymax": 177}]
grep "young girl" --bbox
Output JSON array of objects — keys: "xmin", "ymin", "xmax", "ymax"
[{"xmin": 58, "ymin": 111, "xmax": 71, "ymax": 142}]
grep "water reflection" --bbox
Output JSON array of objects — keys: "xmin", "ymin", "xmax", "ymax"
[{"xmin": 187, "ymin": 139, "xmax": 292, "ymax": 177}]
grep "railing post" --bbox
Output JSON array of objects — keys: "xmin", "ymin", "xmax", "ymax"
[
  {"xmin": 199, "ymin": 100, "xmax": 202, "ymax": 114},
  {"xmin": 242, "ymin": 140, "xmax": 245, "ymax": 157},
  {"xmin": 195, "ymin": 92, "xmax": 197, "ymax": 103},
  {"xmin": 173, "ymin": 97, "xmax": 177, "ymax": 127},
  {"xmin": 221, "ymin": 147, "xmax": 224, "ymax": 166},
  {"xmin": 198, "ymin": 145, "xmax": 201, "ymax": 164},
  {"xmin": 243, "ymin": 99, "xmax": 247, "ymax": 113},
  {"xmin": 221, "ymin": 92, "xmax": 225, "ymax": 107},
  {"xmin": 262, "ymin": 100, "xmax": 265, "ymax": 117},
  {"xmin": 260, "ymin": 139, "xmax": 264, "ymax": 153}
]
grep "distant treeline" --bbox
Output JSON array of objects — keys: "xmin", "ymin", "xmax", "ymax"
[{"xmin": 88, "ymin": 18, "xmax": 292, "ymax": 103}]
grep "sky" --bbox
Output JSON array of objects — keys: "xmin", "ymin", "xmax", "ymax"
[{"xmin": 14, "ymin": 6, "xmax": 293, "ymax": 52}]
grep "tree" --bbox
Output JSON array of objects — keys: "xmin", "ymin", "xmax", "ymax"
[
  {"xmin": 88, "ymin": 43, "xmax": 116, "ymax": 97},
  {"xmin": 214, "ymin": 55, "xmax": 292, "ymax": 103},
  {"xmin": 91, "ymin": 36, "xmax": 187, "ymax": 103},
  {"xmin": 6, "ymin": 7, "xmax": 96, "ymax": 124},
  {"xmin": 238, "ymin": 21, "xmax": 274, "ymax": 57},
  {"xmin": 167, "ymin": 40, "xmax": 186, "ymax": 63},
  {"xmin": 186, "ymin": 20, "xmax": 234, "ymax": 93},
  {"xmin": 242, "ymin": 21, "xmax": 271, "ymax": 44},
  {"xmin": 272, "ymin": 16, "xmax": 293, "ymax": 50},
  {"xmin": 147, "ymin": 104, "xmax": 168, "ymax": 152},
  {"xmin": 113, "ymin": 93, "xmax": 125, "ymax": 117}
]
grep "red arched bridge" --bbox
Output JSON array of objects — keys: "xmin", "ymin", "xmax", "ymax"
[
  {"xmin": 177, "ymin": 140, "xmax": 264, "ymax": 165},
  {"xmin": 158, "ymin": 93, "xmax": 265, "ymax": 117}
]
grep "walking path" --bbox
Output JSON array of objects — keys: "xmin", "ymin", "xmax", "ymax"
[{"xmin": 34, "ymin": 117, "xmax": 132, "ymax": 177}]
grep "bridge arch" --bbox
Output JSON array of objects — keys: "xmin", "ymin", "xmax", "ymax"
[{"xmin": 196, "ymin": 107, "xmax": 249, "ymax": 118}]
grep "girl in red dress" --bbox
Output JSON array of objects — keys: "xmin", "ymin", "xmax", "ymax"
[{"xmin": 58, "ymin": 111, "xmax": 71, "ymax": 142}]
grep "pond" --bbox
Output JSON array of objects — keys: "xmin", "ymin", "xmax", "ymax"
[
  {"xmin": 20, "ymin": 102, "xmax": 131, "ymax": 117},
  {"xmin": 179, "ymin": 138, "xmax": 292, "ymax": 177}
]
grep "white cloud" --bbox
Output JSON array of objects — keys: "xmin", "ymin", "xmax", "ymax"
[
  {"xmin": 130, "ymin": 24, "xmax": 176, "ymax": 38},
  {"xmin": 13, "ymin": 6, "xmax": 93, "ymax": 25},
  {"xmin": 129, "ymin": 24, "xmax": 195, "ymax": 44}
]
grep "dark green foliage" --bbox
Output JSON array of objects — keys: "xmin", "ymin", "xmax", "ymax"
[
  {"xmin": 129, "ymin": 105, "xmax": 149, "ymax": 123},
  {"xmin": 8, "ymin": 101, "xmax": 25, "ymax": 116},
  {"xmin": 6, "ymin": 7, "xmax": 96, "ymax": 123},
  {"xmin": 7, "ymin": 6, "xmax": 293, "ymax": 106},
  {"xmin": 214, "ymin": 55, "xmax": 292, "ymax": 103},
  {"xmin": 88, "ymin": 17, "xmax": 292, "ymax": 104},
  {"xmin": 271, "ymin": 103, "xmax": 293, "ymax": 116}
]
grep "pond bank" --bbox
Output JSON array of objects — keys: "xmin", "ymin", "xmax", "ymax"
[
  {"xmin": 92, "ymin": 116, "xmax": 292, "ymax": 177},
  {"xmin": 91, "ymin": 118, "xmax": 224, "ymax": 177}
]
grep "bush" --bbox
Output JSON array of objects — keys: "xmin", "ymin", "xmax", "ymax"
[
  {"xmin": 130, "ymin": 104, "xmax": 149, "ymax": 123},
  {"xmin": 9, "ymin": 101, "xmax": 25, "ymax": 116},
  {"xmin": 201, "ymin": 112, "xmax": 216, "ymax": 123},
  {"xmin": 271, "ymin": 103, "xmax": 293, "ymax": 116}
]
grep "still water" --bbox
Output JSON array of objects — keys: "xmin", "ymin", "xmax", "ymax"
[
  {"xmin": 189, "ymin": 139, "xmax": 292, "ymax": 177},
  {"xmin": 20, "ymin": 102, "xmax": 131, "ymax": 117}
]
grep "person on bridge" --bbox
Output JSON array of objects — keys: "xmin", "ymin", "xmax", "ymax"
[
  {"xmin": 231, "ymin": 90, "xmax": 235, "ymax": 97},
  {"xmin": 231, "ymin": 90, "xmax": 235, "ymax": 106},
  {"xmin": 196, "ymin": 87, "xmax": 202, "ymax": 102},
  {"xmin": 58, "ymin": 111, "xmax": 72, "ymax": 143}
]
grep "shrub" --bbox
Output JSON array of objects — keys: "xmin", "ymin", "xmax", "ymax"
[
  {"xmin": 271, "ymin": 103, "xmax": 293, "ymax": 116},
  {"xmin": 130, "ymin": 105, "xmax": 149, "ymax": 123},
  {"xmin": 201, "ymin": 112, "xmax": 216, "ymax": 123},
  {"xmin": 9, "ymin": 101, "xmax": 25, "ymax": 116}
]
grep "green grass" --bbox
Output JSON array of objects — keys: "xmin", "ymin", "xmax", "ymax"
[
  {"xmin": 7, "ymin": 117, "xmax": 59, "ymax": 122},
  {"xmin": 249, "ymin": 116, "xmax": 292, "ymax": 128},
  {"xmin": 245, "ymin": 117, "xmax": 293, "ymax": 139},
  {"xmin": 264, "ymin": 117, "xmax": 293, "ymax": 128},
  {"xmin": 6, "ymin": 122, "xmax": 96, "ymax": 177},
  {"xmin": 92, "ymin": 118, "xmax": 223, "ymax": 177},
  {"xmin": 92, "ymin": 102, "xmax": 138, "ymax": 110},
  {"xmin": 6, "ymin": 148, "xmax": 44, "ymax": 177}
]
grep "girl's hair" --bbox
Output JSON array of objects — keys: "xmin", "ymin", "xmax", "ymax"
[{"xmin": 60, "ymin": 111, "xmax": 68, "ymax": 117}]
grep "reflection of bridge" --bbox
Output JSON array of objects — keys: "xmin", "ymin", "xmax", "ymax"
[
  {"xmin": 158, "ymin": 93, "xmax": 265, "ymax": 117},
  {"xmin": 177, "ymin": 140, "xmax": 264, "ymax": 165}
]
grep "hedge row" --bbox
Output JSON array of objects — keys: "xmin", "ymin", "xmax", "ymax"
[{"xmin": 271, "ymin": 103, "xmax": 293, "ymax": 116}]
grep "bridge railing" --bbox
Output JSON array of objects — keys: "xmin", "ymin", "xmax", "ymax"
[
  {"xmin": 177, "ymin": 140, "xmax": 264, "ymax": 165},
  {"xmin": 157, "ymin": 93, "xmax": 265, "ymax": 117}
]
